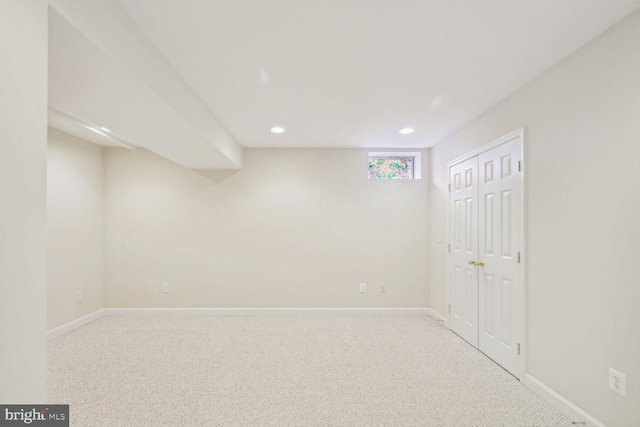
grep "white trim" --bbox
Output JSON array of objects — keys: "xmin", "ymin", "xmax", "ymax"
[
  {"xmin": 368, "ymin": 151, "xmax": 422, "ymax": 179},
  {"xmin": 446, "ymin": 128, "xmax": 523, "ymax": 167},
  {"xmin": 47, "ymin": 309, "xmax": 106, "ymax": 340},
  {"xmin": 523, "ymin": 374, "xmax": 606, "ymax": 427},
  {"xmin": 445, "ymin": 127, "xmax": 526, "ymax": 379},
  {"xmin": 104, "ymin": 307, "xmax": 432, "ymax": 316},
  {"xmin": 519, "ymin": 128, "xmax": 528, "ymax": 377},
  {"xmin": 425, "ymin": 308, "xmax": 446, "ymax": 322},
  {"xmin": 46, "ymin": 307, "xmax": 442, "ymax": 339}
]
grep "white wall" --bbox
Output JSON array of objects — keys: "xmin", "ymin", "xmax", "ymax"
[
  {"xmin": 47, "ymin": 128, "xmax": 104, "ymax": 329},
  {"xmin": 430, "ymin": 9, "xmax": 640, "ymax": 426},
  {"xmin": 105, "ymin": 148, "xmax": 430, "ymax": 308},
  {"xmin": 0, "ymin": 0, "xmax": 48, "ymax": 403}
]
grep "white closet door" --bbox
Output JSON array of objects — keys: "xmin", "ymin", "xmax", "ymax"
[
  {"xmin": 477, "ymin": 139, "xmax": 522, "ymax": 377},
  {"xmin": 449, "ymin": 157, "xmax": 479, "ymax": 347}
]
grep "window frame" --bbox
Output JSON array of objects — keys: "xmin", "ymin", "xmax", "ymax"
[{"xmin": 367, "ymin": 152, "xmax": 422, "ymax": 180}]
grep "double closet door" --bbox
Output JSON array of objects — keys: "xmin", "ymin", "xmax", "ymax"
[{"xmin": 448, "ymin": 133, "xmax": 522, "ymax": 378}]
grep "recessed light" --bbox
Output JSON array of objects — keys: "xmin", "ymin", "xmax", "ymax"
[
  {"xmin": 271, "ymin": 126, "xmax": 285, "ymax": 134},
  {"xmin": 100, "ymin": 127, "xmax": 111, "ymax": 133},
  {"xmin": 399, "ymin": 128, "xmax": 415, "ymax": 134},
  {"xmin": 82, "ymin": 124, "xmax": 108, "ymax": 136}
]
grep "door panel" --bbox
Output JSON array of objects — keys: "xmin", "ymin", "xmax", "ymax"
[
  {"xmin": 478, "ymin": 139, "xmax": 522, "ymax": 378},
  {"xmin": 448, "ymin": 133, "xmax": 522, "ymax": 379},
  {"xmin": 449, "ymin": 157, "xmax": 479, "ymax": 347}
]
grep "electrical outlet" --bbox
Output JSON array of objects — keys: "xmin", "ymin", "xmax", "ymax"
[
  {"xmin": 162, "ymin": 283, "xmax": 169, "ymax": 293},
  {"xmin": 380, "ymin": 284, "xmax": 386, "ymax": 293},
  {"xmin": 76, "ymin": 290, "xmax": 83, "ymax": 302},
  {"xmin": 609, "ymin": 368, "xmax": 627, "ymax": 397},
  {"xmin": 359, "ymin": 283, "xmax": 366, "ymax": 293}
]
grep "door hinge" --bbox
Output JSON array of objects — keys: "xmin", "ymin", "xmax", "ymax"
[
  {"xmin": 448, "ymin": 184, "xmax": 451, "ymax": 192},
  {"xmin": 517, "ymin": 252, "xmax": 521, "ymax": 263},
  {"xmin": 448, "ymin": 244, "xmax": 451, "ymax": 253},
  {"xmin": 448, "ymin": 304, "xmax": 451, "ymax": 314},
  {"xmin": 518, "ymin": 160, "xmax": 522, "ymax": 172},
  {"xmin": 517, "ymin": 343, "xmax": 521, "ymax": 355}
]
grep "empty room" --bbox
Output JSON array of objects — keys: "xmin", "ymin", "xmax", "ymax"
[{"xmin": 1, "ymin": 0, "xmax": 639, "ymax": 426}]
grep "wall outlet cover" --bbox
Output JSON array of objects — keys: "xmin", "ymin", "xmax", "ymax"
[{"xmin": 609, "ymin": 368, "xmax": 627, "ymax": 397}]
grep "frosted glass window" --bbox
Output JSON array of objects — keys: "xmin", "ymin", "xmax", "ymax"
[{"xmin": 368, "ymin": 157, "xmax": 414, "ymax": 180}]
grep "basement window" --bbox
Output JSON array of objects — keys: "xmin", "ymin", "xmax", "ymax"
[{"xmin": 368, "ymin": 152, "xmax": 421, "ymax": 180}]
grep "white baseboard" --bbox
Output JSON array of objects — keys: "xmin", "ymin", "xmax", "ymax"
[
  {"xmin": 47, "ymin": 309, "xmax": 106, "ymax": 340},
  {"xmin": 47, "ymin": 307, "xmax": 439, "ymax": 339},
  {"xmin": 523, "ymin": 374, "xmax": 605, "ymax": 427},
  {"xmin": 104, "ymin": 307, "xmax": 432, "ymax": 316},
  {"xmin": 424, "ymin": 308, "xmax": 445, "ymax": 322}
]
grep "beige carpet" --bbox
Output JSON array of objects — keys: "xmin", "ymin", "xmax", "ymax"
[{"xmin": 48, "ymin": 314, "xmax": 572, "ymax": 426}]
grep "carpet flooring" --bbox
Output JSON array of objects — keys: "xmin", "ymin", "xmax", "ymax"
[{"xmin": 48, "ymin": 314, "xmax": 572, "ymax": 426}]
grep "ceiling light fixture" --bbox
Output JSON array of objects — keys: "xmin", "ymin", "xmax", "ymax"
[
  {"xmin": 270, "ymin": 126, "xmax": 285, "ymax": 134},
  {"xmin": 399, "ymin": 128, "xmax": 415, "ymax": 134},
  {"xmin": 82, "ymin": 124, "xmax": 109, "ymax": 137}
]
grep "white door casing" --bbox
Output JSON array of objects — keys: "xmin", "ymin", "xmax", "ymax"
[
  {"xmin": 449, "ymin": 157, "xmax": 479, "ymax": 347},
  {"xmin": 447, "ymin": 129, "xmax": 524, "ymax": 379}
]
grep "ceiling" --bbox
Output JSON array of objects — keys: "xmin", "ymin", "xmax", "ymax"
[
  {"xmin": 49, "ymin": 0, "xmax": 640, "ymax": 168},
  {"xmin": 118, "ymin": 0, "xmax": 640, "ymax": 148}
]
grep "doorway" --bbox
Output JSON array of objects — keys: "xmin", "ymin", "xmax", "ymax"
[{"xmin": 447, "ymin": 129, "xmax": 524, "ymax": 378}]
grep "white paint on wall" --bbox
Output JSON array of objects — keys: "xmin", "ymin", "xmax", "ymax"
[
  {"xmin": 47, "ymin": 128, "xmax": 105, "ymax": 330},
  {"xmin": 430, "ymin": 9, "xmax": 640, "ymax": 426},
  {"xmin": 104, "ymin": 148, "xmax": 430, "ymax": 308},
  {"xmin": 0, "ymin": 0, "xmax": 48, "ymax": 403}
]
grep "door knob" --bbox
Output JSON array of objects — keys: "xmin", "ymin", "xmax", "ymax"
[{"xmin": 468, "ymin": 260, "xmax": 477, "ymax": 265}]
